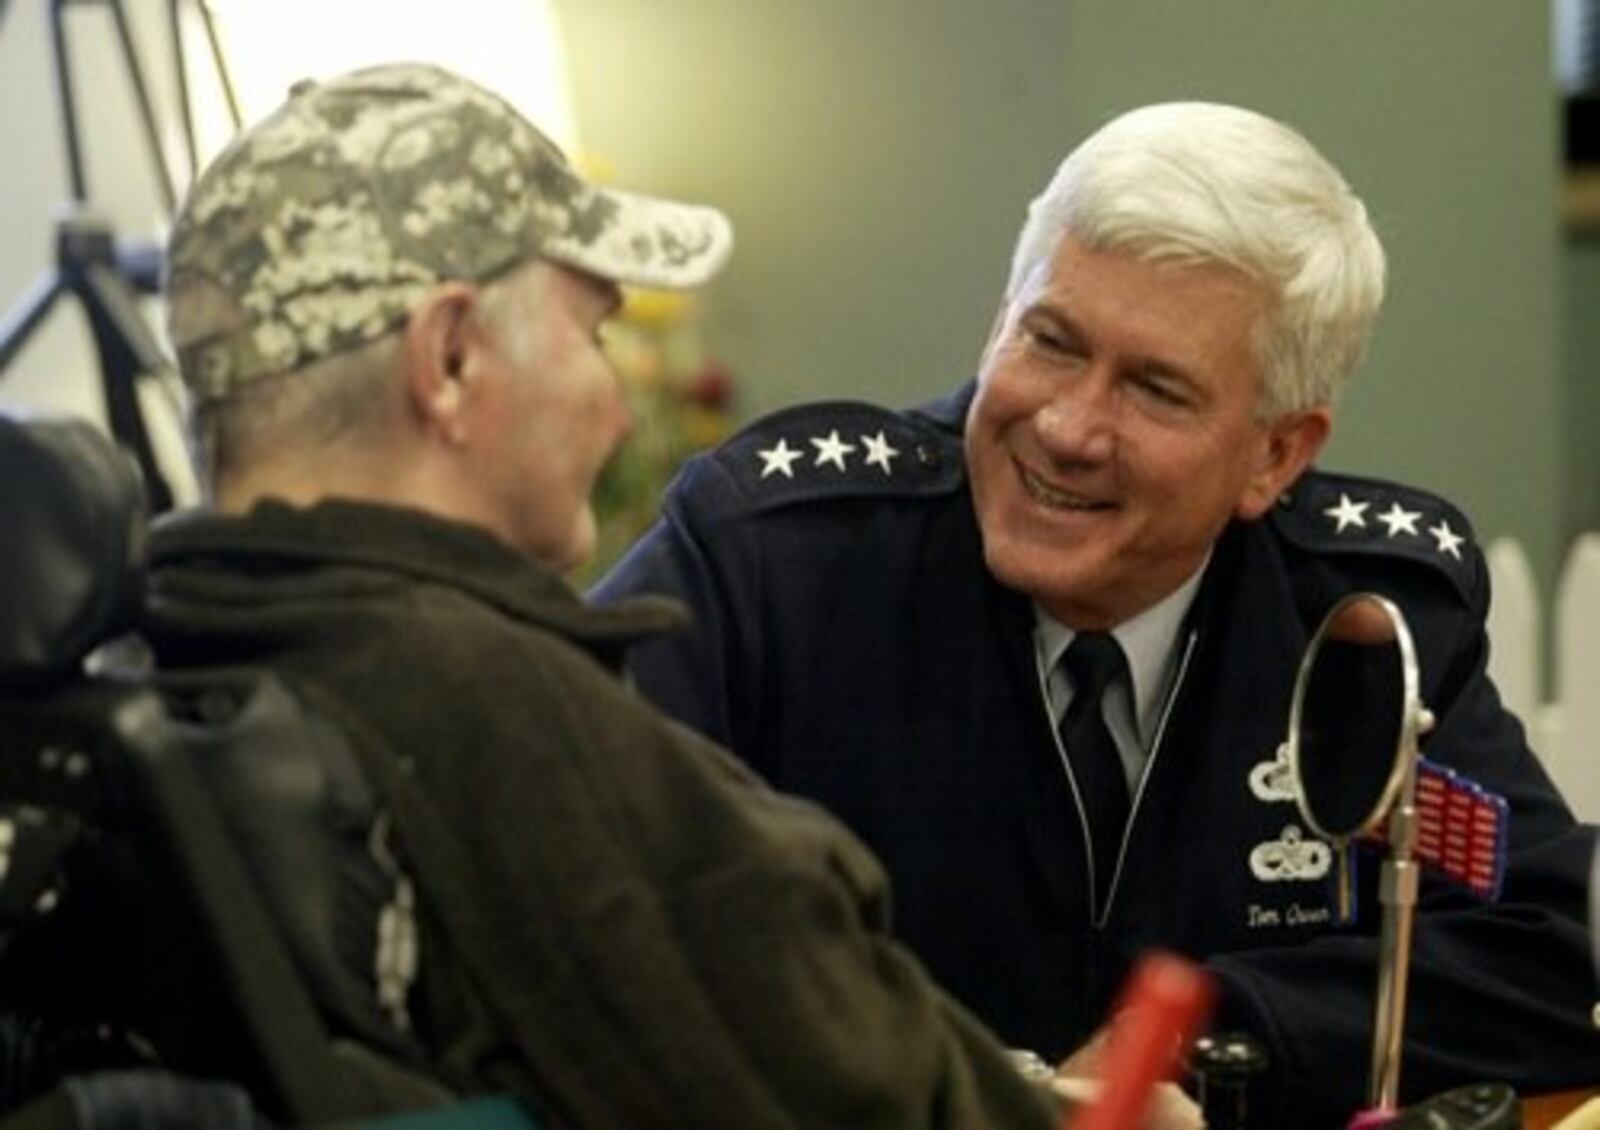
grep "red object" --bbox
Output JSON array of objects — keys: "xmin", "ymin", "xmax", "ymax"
[
  {"xmin": 684, "ymin": 361, "xmax": 735, "ymax": 411},
  {"xmin": 1067, "ymin": 952, "xmax": 1217, "ymax": 1130}
]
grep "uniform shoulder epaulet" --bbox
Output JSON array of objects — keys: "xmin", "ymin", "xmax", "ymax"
[
  {"xmin": 708, "ymin": 399, "xmax": 964, "ymax": 512},
  {"xmin": 1269, "ymin": 469, "xmax": 1478, "ymax": 600}
]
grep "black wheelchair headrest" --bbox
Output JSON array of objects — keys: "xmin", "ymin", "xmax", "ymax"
[{"xmin": 0, "ymin": 413, "xmax": 148, "ymax": 690}]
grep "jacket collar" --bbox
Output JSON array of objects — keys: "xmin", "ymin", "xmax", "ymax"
[{"xmin": 148, "ymin": 499, "xmax": 687, "ymax": 650}]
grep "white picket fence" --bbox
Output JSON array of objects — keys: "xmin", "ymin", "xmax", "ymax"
[{"xmin": 1486, "ymin": 534, "xmax": 1600, "ymax": 821}]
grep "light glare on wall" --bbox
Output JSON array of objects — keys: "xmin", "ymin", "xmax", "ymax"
[{"xmin": 183, "ymin": 0, "xmax": 580, "ymax": 166}]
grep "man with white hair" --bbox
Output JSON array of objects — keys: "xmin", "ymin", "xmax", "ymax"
[
  {"xmin": 596, "ymin": 101, "xmax": 1600, "ymax": 1127},
  {"xmin": 143, "ymin": 61, "xmax": 1085, "ymax": 1129}
]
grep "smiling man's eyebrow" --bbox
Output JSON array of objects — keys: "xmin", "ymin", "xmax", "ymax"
[{"xmin": 1019, "ymin": 300, "xmax": 1205, "ymax": 392}]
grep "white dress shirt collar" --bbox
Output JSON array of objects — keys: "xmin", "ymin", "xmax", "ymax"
[{"xmin": 1034, "ymin": 557, "xmax": 1208, "ymax": 748}]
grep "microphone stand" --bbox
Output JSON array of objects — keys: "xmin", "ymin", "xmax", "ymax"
[
  {"xmin": 0, "ymin": 0, "xmax": 240, "ymax": 512},
  {"xmin": 1368, "ymin": 753, "xmax": 1420, "ymax": 1113},
  {"xmin": 0, "ymin": 207, "xmax": 173, "ymax": 510}
]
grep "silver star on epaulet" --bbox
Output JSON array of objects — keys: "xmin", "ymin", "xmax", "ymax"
[
  {"xmin": 810, "ymin": 430, "xmax": 856, "ymax": 471},
  {"xmin": 1323, "ymin": 492, "xmax": 1369, "ymax": 532},
  {"xmin": 756, "ymin": 438, "xmax": 803, "ymax": 479},
  {"xmin": 861, "ymin": 430, "xmax": 899, "ymax": 475},
  {"xmin": 1428, "ymin": 519, "xmax": 1465, "ymax": 560}
]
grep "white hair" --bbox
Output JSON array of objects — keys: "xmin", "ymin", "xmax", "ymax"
[{"xmin": 1008, "ymin": 102, "xmax": 1386, "ymax": 417}]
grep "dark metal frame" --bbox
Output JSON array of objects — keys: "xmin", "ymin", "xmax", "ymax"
[{"xmin": 0, "ymin": 0, "xmax": 241, "ymax": 510}]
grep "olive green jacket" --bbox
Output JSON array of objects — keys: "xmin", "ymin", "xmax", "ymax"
[{"xmin": 145, "ymin": 499, "xmax": 1058, "ymax": 1130}]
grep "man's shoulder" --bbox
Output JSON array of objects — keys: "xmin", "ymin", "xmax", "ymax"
[
  {"xmin": 674, "ymin": 395, "xmax": 967, "ymax": 518},
  {"xmin": 1265, "ymin": 468, "xmax": 1480, "ymax": 601}
]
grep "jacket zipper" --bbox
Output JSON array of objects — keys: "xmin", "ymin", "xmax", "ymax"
[{"xmin": 1039, "ymin": 627, "xmax": 1200, "ymax": 928}]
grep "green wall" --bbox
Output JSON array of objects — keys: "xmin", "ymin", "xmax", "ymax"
[
  {"xmin": 0, "ymin": 1, "xmax": 1579, "ymax": 592},
  {"xmin": 562, "ymin": 0, "xmax": 1568, "ymax": 591},
  {"xmin": 562, "ymin": 0, "xmax": 1070, "ymax": 410}
]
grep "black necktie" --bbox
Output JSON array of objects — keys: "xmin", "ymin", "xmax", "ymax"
[{"xmin": 1059, "ymin": 632, "xmax": 1130, "ymax": 916}]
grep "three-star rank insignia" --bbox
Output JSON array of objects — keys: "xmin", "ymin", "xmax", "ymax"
[
  {"xmin": 754, "ymin": 429, "xmax": 902, "ymax": 478},
  {"xmin": 717, "ymin": 400, "xmax": 963, "ymax": 510},
  {"xmin": 1270, "ymin": 470, "xmax": 1476, "ymax": 599}
]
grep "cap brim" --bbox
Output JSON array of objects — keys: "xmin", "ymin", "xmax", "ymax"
[{"xmin": 543, "ymin": 184, "xmax": 733, "ymax": 290}]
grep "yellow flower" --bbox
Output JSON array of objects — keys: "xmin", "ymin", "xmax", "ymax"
[{"xmin": 621, "ymin": 287, "xmax": 693, "ymax": 328}]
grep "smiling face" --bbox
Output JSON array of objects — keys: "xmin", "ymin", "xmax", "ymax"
[{"xmin": 964, "ymin": 235, "xmax": 1329, "ymax": 630}]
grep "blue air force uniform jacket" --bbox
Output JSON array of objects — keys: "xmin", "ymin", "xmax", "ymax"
[{"xmin": 592, "ymin": 382, "xmax": 1600, "ymax": 1129}]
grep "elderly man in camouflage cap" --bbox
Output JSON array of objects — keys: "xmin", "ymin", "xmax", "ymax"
[
  {"xmin": 143, "ymin": 62, "xmax": 1076, "ymax": 1130},
  {"xmin": 164, "ymin": 61, "xmax": 729, "ymax": 566}
]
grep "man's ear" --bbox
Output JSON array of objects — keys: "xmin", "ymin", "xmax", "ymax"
[
  {"xmin": 400, "ymin": 283, "xmax": 484, "ymax": 444},
  {"xmin": 1235, "ymin": 407, "xmax": 1331, "ymax": 521}
]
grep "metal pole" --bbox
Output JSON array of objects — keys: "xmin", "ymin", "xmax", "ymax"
[
  {"xmin": 168, "ymin": 0, "xmax": 197, "ymax": 178},
  {"xmin": 109, "ymin": 0, "xmax": 177, "ymax": 211},
  {"xmin": 0, "ymin": 271, "xmax": 65, "ymax": 374},
  {"xmin": 50, "ymin": 0, "xmax": 87, "ymax": 202},
  {"xmin": 1367, "ymin": 775, "xmax": 1421, "ymax": 1111},
  {"xmin": 197, "ymin": 0, "xmax": 242, "ymax": 130}
]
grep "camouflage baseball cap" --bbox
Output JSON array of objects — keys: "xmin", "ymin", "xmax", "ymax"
[{"xmin": 165, "ymin": 61, "xmax": 734, "ymax": 401}]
